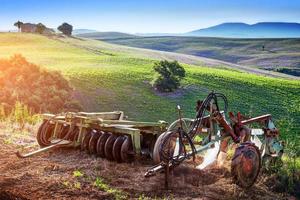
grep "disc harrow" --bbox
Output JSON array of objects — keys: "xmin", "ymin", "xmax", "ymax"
[{"xmin": 17, "ymin": 111, "xmax": 168, "ymax": 163}]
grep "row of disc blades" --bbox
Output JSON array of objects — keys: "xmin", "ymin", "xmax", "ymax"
[
  {"xmin": 36, "ymin": 121, "xmax": 134, "ymax": 162},
  {"xmin": 81, "ymin": 129, "xmax": 134, "ymax": 162}
]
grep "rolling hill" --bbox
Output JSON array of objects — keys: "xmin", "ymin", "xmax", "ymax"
[
  {"xmin": 76, "ymin": 31, "xmax": 138, "ymax": 40},
  {"xmin": 186, "ymin": 22, "xmax": 300, "ymax": 38},
  {"xmin": 0, "ymin": 33, "xmax": 299, "ymax": 136},
  {"xmin": 99, "ymin": 36, "xmax": 300, "ymax": 76},
  {"xmin": 73, "ymin": 29, "xmax": 98, "ymax": 35}
]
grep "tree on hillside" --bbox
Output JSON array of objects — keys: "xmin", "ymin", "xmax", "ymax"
[
  {"xmin": 152, "ymin": 60, "xmax": 186, "ymax": 92},
  {"xmin": 36, "ymin": 23, "xmax": 46, "ymax": 34},
  {"xmin": 58, "ymin": 23, "xmax": 73, "ymax": 36},
  {"xmin": 14, "ymin": 21, "xmax": 23, "ymax": 32}
]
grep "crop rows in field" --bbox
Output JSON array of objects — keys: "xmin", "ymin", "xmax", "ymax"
[{"xmin": 0, "ymin": 33, "xmax": 299, "ymax": 138}]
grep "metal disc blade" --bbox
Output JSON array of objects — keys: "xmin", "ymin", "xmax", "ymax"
[
  {"xmin": 112, "ymin": 136, "xmax": 126, "ymax": 163},
  {"xmin": 120, "ymin": 136, "xmax": 134, "ymax": 163},
  {"xmin": 37, "ymin": 121, "xmax": 54, "ymax": 147},
  {"xmin": 37, "ymin": 121, "xmax": 47, "ymax": 147},
  {"xmin": 68, "ymin": 127, "xmax": 79, "ymax": 142},
  {"xmin": 152, "ymin": 131, "xmax": 180, "ymax": 164},
  {"xmin": 81, "ymin": 130, "xmax": 92, "ymax": 152},
  {"xmin": 152, "ymin": 132, "xmax": 167, "ymax": 164},
  {"xmin": 88, "ymin": 131, "xmax": 101, "ymax": 155},
  {"xmin": 96, "ymin": 132, "xmax": 111, "ymax": 158},
  {"xmin": 58, "ymin": 124, "xmax": 69, "ymax": 139},
  {"xmin": 104, "ymin": 134, "xmax": 118, "ymax": 161}
]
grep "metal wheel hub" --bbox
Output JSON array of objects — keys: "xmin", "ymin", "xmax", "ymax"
[{"xmin": 231, "ymin": 142, "xmax": 261, "ymax": 188}]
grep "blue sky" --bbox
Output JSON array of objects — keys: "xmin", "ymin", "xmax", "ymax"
[{"xmin": 1, "ymin": 0, "xmax": 300, "ymax": 33}]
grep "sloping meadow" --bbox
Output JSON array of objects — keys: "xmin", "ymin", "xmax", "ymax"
[{"xmin": 0, "ymin": 33, "xmax": 299, "ymax": 139}]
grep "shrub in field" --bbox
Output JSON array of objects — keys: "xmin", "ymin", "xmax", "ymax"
[
  {"xmin": 272, "ymin": 137, "xmax": 300, "ymax": 197},
  {"xmin": 58, "ymin": 23, "xmax": 73, "ymax": 36},
  {"xmin": 0, "ymin": 54, "xmax": 81, "ymax": 114},
  {"xmin": 152, "ymin": 60, "xmax": 185, "ymax": 92},
  {"xmin": 268, "ymin": 116, "xmax": 300, "ymax": 196}
]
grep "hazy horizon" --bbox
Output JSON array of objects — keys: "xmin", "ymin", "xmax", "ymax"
[{"xmin": 1, "ymin": 0, "xmax": 300, "ymax": 33}]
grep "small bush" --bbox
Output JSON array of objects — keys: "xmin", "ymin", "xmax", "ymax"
[
  {"xmin": 267, "ymin": 116, "xmax": 300, "ymax": 196},
  {"xmin": 58, "ymin": 23, "xmax": 73, "ymax": 36},
  {"xmin": 152, "ymin": 60, "xmax": 185, "ymax": 92}
]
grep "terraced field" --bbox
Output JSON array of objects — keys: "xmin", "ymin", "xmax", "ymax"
[{"xmin": 0, "ymin": 33, "xmax": 299, "ymax": 138}]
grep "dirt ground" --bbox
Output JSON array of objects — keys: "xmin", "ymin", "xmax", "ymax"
[{"xmin": 0, "ymin": 128, "xmax": 294, "ymax": 200}]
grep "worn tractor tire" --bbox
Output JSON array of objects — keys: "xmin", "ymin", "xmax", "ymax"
[{"xmin": 231, "ymin": 142, "xmax": 261, "ymax": 188}]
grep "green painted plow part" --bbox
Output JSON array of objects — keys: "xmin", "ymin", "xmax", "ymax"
[{"xmin": 17, "ymin": 111, "xmax": 168, "ymax": 161}]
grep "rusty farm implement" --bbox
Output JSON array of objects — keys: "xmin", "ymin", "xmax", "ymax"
[
  {"xmin": 17, "ymin": 111, "xmax": 168, "ymax": 162},
  {"xmin": 146, "ymin": 92, "xmax": 284, "ymax": 188},
  {"xmin": 17, "ymin": 92, "xmax": 284, "ymax": 188}
]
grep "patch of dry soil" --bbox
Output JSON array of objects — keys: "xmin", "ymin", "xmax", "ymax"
[{"xmin": 0, "ymin": 133, "xmax": 292, "ymax": 200}]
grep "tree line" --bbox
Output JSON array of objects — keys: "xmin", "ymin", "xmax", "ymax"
[{"xmin": 14, "ymin": 21, "xmax": 73, "ymax": 36}]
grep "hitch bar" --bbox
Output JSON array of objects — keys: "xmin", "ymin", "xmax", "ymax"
[{"xmin": 16, "ymin": 139, "xmax": 72, "ymax": 158}]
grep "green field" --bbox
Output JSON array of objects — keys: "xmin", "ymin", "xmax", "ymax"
[
  {"xmin": 0, "ymin": 33, "xmax": 299, "ymax": 137},
  {"xmin": 93, "ymin": 36, "xmax": 300, "ymax": 75}
]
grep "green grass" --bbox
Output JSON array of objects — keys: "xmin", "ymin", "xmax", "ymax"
[
  {"xmin": 73, "ymin": 170, "xmax": 84, "ymax": 178},
  {"xmin": 98, "ymin": 36, "xmax": 300, "ymax": 71},
  {"xmin": 94, "ymin": 177, "xmax": 127, "ymax": 200},
  {"xmin": 0, "ymin": 33, "xmax": 299, "ymax": 138}
]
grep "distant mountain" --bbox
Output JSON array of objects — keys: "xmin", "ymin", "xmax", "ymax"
[
  {"xmin": 186, "ymin": 22, "xmax": 300, "ymax": 38},
  {"xmin": 73, "ymin": 29, "xmax": 98, "ymax": 35}
]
